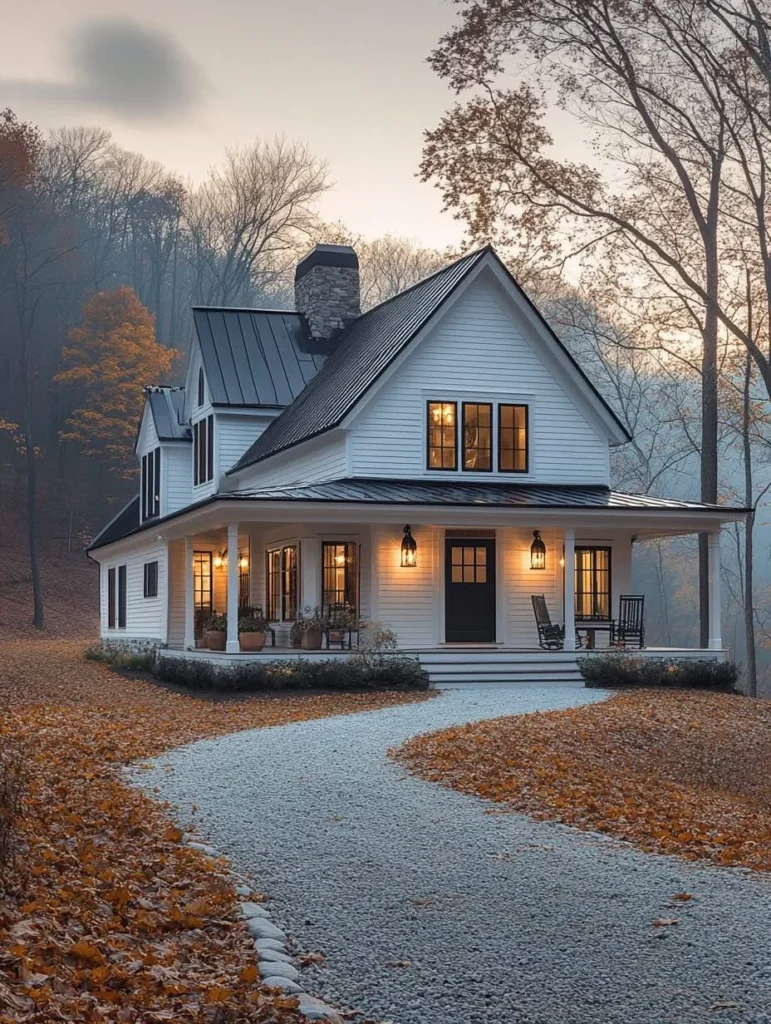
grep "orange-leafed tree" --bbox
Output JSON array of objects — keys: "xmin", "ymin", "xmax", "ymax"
[{"xmin": 56, "ymin": 287, "xmax": 177, "ymax": 476}]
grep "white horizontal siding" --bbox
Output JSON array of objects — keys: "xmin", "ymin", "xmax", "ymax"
[
  {"xmin": 100, "ymin": 540, "xmax": 167, "ymax": 641},
  {"xmin": 372, "ymin": 524, "xmax": 437, "ymax": 648},
  {"xmin": 217, "ymin": 413, "xmax": 275, "ymax": 476},
  {"xmin": 350, "ymin": 278, "xmax": 610, "ymax": 484},
  {"xmin": 167, "ymin": 539, "xmax": 185, "ymax": 648},
  {"xmin": 136, "ymin": 403, "xmax": 158, "ymax": 459},
  {"xmin": 235, "ymin": 435, "xmax": 348, "ymax": 489},
  {"xmin": 163, "ymin": 445, "xmax": 192, "ymax": 516},
  {"xmin": 504, "ymin": 527, "xmax": 561, "ymax": 647}
]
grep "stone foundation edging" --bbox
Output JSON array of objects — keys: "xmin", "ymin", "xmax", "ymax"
[
  {"xmin": 184, "ymin": 835, "xmax": 343, "ymax": 1022},
  {"xmin": 98, "ymin": 637, "xmax": 165, "ymax": 655}
]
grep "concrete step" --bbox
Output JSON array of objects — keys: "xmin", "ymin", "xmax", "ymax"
[{"xmin": 415, "ymin": 651, "xmax": 583, "ymax": 686}]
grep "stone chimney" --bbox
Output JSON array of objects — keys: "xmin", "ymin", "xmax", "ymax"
[{"xmin": 294, "ymin": 244, "xmax": 360, "ymax": 340}]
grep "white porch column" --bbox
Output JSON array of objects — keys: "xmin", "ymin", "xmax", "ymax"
[
  {"xmin": 708, "ymin": 530, "xmax": 722, "ymax": 650},
  {"xmin": 563, "ymin": 527, "xmax": 576, "ymax": 652},
  {"xmin": 184, "ymin": 536, "xmax": 195, "ymax": 650},
  {"xmin": 226, "ymin": 522, "xmax": 240, "ymax": 653}
]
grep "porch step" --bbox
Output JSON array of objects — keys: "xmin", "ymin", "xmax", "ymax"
[{"xmin": 415, "ymin": 650, "xmax": 583, "ymax": 686}]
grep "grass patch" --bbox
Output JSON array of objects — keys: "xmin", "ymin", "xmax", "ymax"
[{"xmin": 392, "ymin": 688, "xmax": 771, "ymax": 872}]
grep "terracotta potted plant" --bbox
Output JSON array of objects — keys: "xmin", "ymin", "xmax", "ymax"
[
  {"xmin": 238, "ymin": 609, "xmax": 268, "ymax": 652},
  {"xmin": 205, "ymin": 613, "xmax": 227, "ymax": 651},
  {"xmin": 298, "ymin": 606, "xmax": 325, "ymax": 651}
]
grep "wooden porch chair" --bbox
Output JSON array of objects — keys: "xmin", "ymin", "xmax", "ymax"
[
  {"xmin": 610, "ymin": 595, "xmax": 645, "ymax": 649},
  {"xmin": 531, "ymin": 595, "xmax": 586, "ymax": 650},
  {"xmin": 324, "ymin": 603, "xmax": 359, "ymax": 650},
  {"xmin": 531, "ymin": 594, "xmax": 565, "ymax": 650}
]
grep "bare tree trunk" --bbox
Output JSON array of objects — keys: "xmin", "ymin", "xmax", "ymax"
[
  {"xmin": 743, "ymin": 279, "xmax": 757, "ymax": 696},
  {"xmin": 700, "ymin": 224, "xmax": 721, "ymax": 647},
  {"xmin": 654, "ymin": 541, "xmax": 672, "ymax": 646},
  {"xmin": 20, "ymin": 346, "xmax": 44, "ymax": 629}
]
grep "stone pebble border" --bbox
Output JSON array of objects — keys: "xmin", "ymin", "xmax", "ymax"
[{"xmin": 185, "ymin": 837, "xmax": 342, "ymax": 1023}]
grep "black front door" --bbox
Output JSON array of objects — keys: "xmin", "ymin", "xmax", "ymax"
[{"xmin": 445, "ymin": 539, "xmax": 496, "ymax": 642}]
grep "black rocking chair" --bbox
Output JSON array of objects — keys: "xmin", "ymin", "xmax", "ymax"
[
  {"xmin": 324, "ymin": 603, "xmax": 360, "ymax": 650},
  {"xmin": 531, "ymin": 595, "xmax": 584, "ymax": 650},
  {"xmin": 610, "ymin": 595, "xmax": 645, "ymax": 649}
]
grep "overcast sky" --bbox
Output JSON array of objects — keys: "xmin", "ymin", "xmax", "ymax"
[{"xmin": 1, "ymin": 0, "xmax": 473, "ymax": 249}]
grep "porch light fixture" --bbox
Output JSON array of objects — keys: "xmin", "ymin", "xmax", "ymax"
[
  {"xmin": 401, "ymin": 524, "xmax": 417, "ymax": 567},
  {"xmin": 530, "ymin": 530, "xmax": 546, "ymax": 570},
  {"xmin": 213, "ymin": 549, "xmax": 227, "ymax": 569},
  {"xmin": 238, "ymin": 555, "xmax": 249, "ymax": 570}
]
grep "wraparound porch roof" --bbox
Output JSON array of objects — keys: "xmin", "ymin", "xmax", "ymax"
[{"xmin": 88, "ymin": 479, "xmax": 746, "ymax": 554}]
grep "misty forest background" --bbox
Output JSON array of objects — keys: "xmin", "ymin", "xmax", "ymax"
[{"xmin": 3, "ymin": 0, "xmax": 771, "ymax": 693}]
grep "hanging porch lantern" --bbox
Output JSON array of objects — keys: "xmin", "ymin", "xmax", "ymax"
[
  {"xmin": 530, "ymin": 530, "xmax": 546, "ymax": 570},
  {"xmin": 401, "ymin": 525, "xmax": 418, "ymax": 567}
]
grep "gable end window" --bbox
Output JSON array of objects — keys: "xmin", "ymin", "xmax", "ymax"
[
  {"xmin": 427, "ymin": 402, "xmax": 457, "ymax": 470},
  {"xmin": 462, "ymin": 403, "xmax": 492, "ymax": 472},
  {"xmin": 193, "ymin": 415, "xmax": 214, "ymax": 486},
  {"xmin": 197, "ymin": 367, "xmax": 205, "ymax": 407},
  {"xmin": 143, "ymin": 560, "xmax": 159, "ymax": 599},
  {"xmin": 141, "ymin": 447, "xmax": 161, "ymax": 520},
  {"xmin": 499, "ymin": 404, "xmax": 528, "ymax": 473}
]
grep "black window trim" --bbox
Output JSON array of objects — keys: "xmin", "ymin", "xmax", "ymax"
[
  {"xmin": 461, "ymin": 401, "xmax": 493, "ymax": 473},
  {"xmin": 498, "ymin": 403, "xmax": 529, "ymax": 474},
  {"xmin": 117, "ymin": 564, "xmax": 127, "ymax": 629},
  {"xmin": 193, "ymin": 414, "xmax": 214, "ymax": 487},
  {"xmin": 107, "ymin": 567, "xmax": 116, "ymax": 629},
  {"xmin": 143, "ymin": 560, "xmax": 159, "ymax": 599},
  {"xmin": 426, "ymin": 400, "xmax": 458, "ymax": 472},
  {"xmin": 197, "ymin": 366, "xmax": 205, "ymax": 407},
  {"xmin": 574, "ymin": 545, "xmax": 612, "ymax": 623}
]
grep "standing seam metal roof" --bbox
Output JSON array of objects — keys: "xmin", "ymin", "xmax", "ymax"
[
  {"xmin": 147, "ymin": 388, "xmax": 189, "ymax": 441},
  {"xmin": 193, "ymin": 308, "xmax": 326, "ymax": 407}
]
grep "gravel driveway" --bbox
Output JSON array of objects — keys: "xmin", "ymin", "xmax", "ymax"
[{"xmin": 138, "ymin": 684, "xmax": 771, "ymax": 1024}]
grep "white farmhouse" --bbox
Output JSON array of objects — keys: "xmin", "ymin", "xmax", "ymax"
[{"xmin": 88, "ymin": 244, "xmax": 743, "ymax": 683}]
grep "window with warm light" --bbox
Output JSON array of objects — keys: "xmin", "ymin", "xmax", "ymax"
[
  {"xmin": 499, "ymin": 404, "xmax": 528, "ymax": 472},
  {"xmin": 238, "ymin": 548, "xmax": 250, "ymax": 610},
  {"xmin": 463, "ymin": 403, "xmax": 492, "ymax": 471},
  {"xmin": 427, "ymin": 402, "xmax": 457, "ymax": 470},
  {"xmin": 322, "ymin": 542, "xmax": 358, "ymax": 616},
  {"xmin": 265, "ymin": 545, "xmax": 297, "ymax": 621},
  {"xmin": 575, "ymin": 546, "xmax": 611, "ymax": 620}
]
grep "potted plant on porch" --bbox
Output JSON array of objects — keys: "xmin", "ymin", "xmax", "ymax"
[
  {"xmin": 204, "ymin": 613, "xmax": 227, "ymax": 651},
  {"xmin": 238, "ymin": 608, "xmax": 269, "ymax": 652},
  {"xmin": 297, "ymin": 606, "xmax": 326, "ymax": 650},
  {"xmin": 326, "ymin": 603, "xmax": 358, "ymax": 649}
]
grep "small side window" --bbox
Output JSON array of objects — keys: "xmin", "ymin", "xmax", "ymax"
[
  {"xmin": 144, "ymin": 560, "xmax": 159, "ymax": 599},
  {"xmin": 197, "ymin": 367, "xmax": 205, "ymax": 407}
]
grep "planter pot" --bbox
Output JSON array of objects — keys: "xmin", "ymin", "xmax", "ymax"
[
  {"xmin": 206, "ymin": 630, "xmax": 226, "ymax": 651},
  {"xmin": 301, "ymin": 627, "xmax": 323, "ymax": 651},
  {"xmin": 239, "ymin": 630, "xmax": 266, "ymax": 652}
]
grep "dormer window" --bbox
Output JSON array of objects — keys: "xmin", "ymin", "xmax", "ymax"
[
  {"xmin": 463, "ymin": 403, "xmax": 492, "ymax": 471},
  {"xmin": 499, "ymin": 404, "xmax": 528, "ymax": 472},
  {"xmin": 197, "ymin": 367, "xmax": 205, "ymax": 407},
  {"xmin": 427, "ymin": 400, "xmax": 529, "ymax": 474},
  {"xmin": 141, "ymin": 447, "xmax": 161, "ymax": 520}
]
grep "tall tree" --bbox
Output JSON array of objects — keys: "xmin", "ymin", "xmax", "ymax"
[
  {"xmin": 420, "ymin": 0, "xmax": 758, "ymax": 644},
  {"xmin": 55, "ymin": 287, "xmax": 177, "ymax": 476}
]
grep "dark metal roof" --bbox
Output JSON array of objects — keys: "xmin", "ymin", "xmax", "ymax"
[
  {"xmin": 87, "ymin": 480, "xmax": 744, "ymax": 553},
  {"xmin": 193, "ymin": 308, "xmax": 327, "ymax": 407},
  {"xmin": 230, "ymin": 246, "xmax": 631, "ymax": 473},
  {"xmin": 147, "ymin": 387, "xmax": 189, "ymax": 441},
  {"xmin": 228, "ymin": 479, "xmax": 739, "ymax": 511},
  {"xmin": 231, "ymin": 248, "xmax": 489, "ymax": 471},
  {"xmin": 88, "ymin": 496, "xmax": 140, "ymax": 551}
]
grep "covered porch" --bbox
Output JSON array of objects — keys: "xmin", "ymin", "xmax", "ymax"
[{"xmin": 157, "ymin": 485, "xmax": 743, "ymax": 674}]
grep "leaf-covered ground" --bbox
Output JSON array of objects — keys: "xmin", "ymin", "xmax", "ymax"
[
  {"xmin": 0, "ymin": 640, "xmax": 430, "ymax": 1023},
  {"xmin": 392, "ymin": 688, "xmax": 771, "ymax": 873}
]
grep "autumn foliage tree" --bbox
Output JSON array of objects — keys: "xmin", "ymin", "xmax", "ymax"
[{"xmin": 56, "ymin": 287, "xmax": 177, "ymax": 475}]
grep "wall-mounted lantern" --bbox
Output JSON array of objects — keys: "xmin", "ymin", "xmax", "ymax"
[
  {"xmin": 401, "ymin": 524, "xmax": 418, "ymax": 567},
  {"xmin": 214, "ymin": 549, "xmax": 228, "ymax": 569},
  {"xmin": 238, "ymin": 555, "xmax": 249, "ymax": 570},
  {"xmin": 530, "ymin": 530, "xmax": 546, "ymax": 570}
]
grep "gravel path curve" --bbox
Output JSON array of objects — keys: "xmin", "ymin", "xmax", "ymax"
[{"xmin": 138, "ymin": 685, "xmax": 771, "ymax": 1024}]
